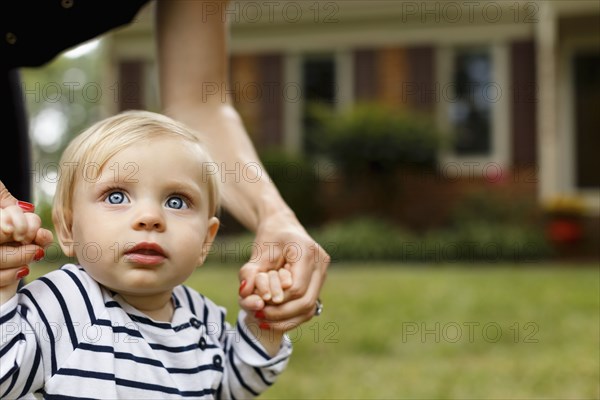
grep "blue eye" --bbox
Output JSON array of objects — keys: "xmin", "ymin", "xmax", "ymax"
[
  {"xmin": 106, "ymin": 191, "xmax": 128, "ymax": 204},
  {"xmin": 166, "ymin": 196, "xmax": 188, "ymax": 209}
]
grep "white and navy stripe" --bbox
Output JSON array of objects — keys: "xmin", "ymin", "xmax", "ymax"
[{"xmin": 0, "ymin": 264, "xmax": 291, "ymax": 399}]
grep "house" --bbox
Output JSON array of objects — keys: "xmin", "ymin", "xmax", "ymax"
[{"xmin": 100, "ymin": 0, "xmax": 599, "ymax": 236}]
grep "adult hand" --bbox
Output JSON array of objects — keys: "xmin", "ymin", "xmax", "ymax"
[
  {"xmin": 238, "ymin": 210, "xmax": 329, "ymax": 332},
  {"xmin": 0, "ymin": 180, "xmax": 53, "ymax": 295}
]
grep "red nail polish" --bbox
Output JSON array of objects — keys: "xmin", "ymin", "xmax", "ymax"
[
  {"xmin": 16, "ymin": 267, "xmax": 30, "ymax": 280},
  {"xmin": 255, "ymin": 310, "xmax": 265, "ymax": 319},
  {"xmin": 239, "ymin": 280, "xmax": 247, "ymax": 295},
  {"xmin": 17, "ymin": 201, "xmax": 35, "ymax": 213},
  {"xmin": 259, "ymin": 322, "xmax": 270, "ymax": 330},
  {"xmin": 34, "ymin": 248, "xmax": 45, "ymax": 262}
]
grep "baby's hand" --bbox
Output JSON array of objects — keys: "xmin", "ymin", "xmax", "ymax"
[
  {"xmin": 1, "ymin": 205, "xmax": 42, "ymax": 245},
  {"xmin": 253, "ymin": 265, "xmax": 293, "ymax": 304},
  {"xmin": 243, "ymin": 266, "xmax": 294, "ymax": 356},
  {"xmin": 1, "ymin": 204, "xmax": 47, "ymax": 303}
]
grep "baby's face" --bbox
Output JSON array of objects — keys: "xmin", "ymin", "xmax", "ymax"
[{"xmin": 66, "ymin": 137, "xmax": 218, "ymax": 297}]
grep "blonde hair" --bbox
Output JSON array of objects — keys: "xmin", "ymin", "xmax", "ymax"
[{"xmin": 52, "ymin": 110, "xmax": 220, "ymax": 234}]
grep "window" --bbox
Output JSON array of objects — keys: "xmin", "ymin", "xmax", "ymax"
[
  {"xmin": 449, "ymin": 49, "xmax": 492, "ymax": 156},
  {"xmin": 302, "ymin": 55, "xmax": 336, "ymax": 154},
  {"xmin": 574, "ymin": 52, "xmax": 600, "ymax": 189}
]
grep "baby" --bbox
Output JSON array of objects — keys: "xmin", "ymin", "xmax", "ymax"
[{"xmin": 0, "ymin": 110, "xmax": 296, "ymax": 399}]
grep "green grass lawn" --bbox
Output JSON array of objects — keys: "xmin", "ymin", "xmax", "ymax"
[{"xmin": 27, "ymin": 262, "xmax": 599, "ymax": 399}]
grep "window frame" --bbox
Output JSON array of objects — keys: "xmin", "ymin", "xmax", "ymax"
[{"xmin": 435, "ymin": 43, "xmax": 511, "ymax": 178}]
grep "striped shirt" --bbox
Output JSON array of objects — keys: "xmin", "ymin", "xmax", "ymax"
[{"xmin": 0, "ymin": 264, "xmax": 292, "ymax": 399}]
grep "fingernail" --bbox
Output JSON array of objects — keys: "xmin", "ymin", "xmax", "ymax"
[
  {"xmin": 255, "ymin": 310, "xmax": 266, "ymax": 319},
  {"xmin": 259, "ymin": 322, "xmax": 270, "ymax": 330},
  {"xmin": 34, "ymin": 248, "xmax": 45, "ymax": 262},
  {"xmin": 238, "ymin": 280, "xmax": 246, "ymax": 295},
  {"xmin": 16, "ymin": 267, "xmax": 30, "ymax": 280},
  {"xmin": 272, "ymin": 294, "xmax": 283, "ymax": 303},
  {"xmin": 17, "ymin": 201, "xmax": 35, "ymax": 213}
]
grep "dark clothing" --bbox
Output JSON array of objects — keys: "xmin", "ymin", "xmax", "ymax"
[
  {"xmin": 1, "ymin": 0, "xmax": 151, "ymax": 69},
  {"xmin": 1, "ymin": 0, "xmax": 151, "ymax": 200},
  {"xmin": 0, "ymin": 70, "xmax": 30, "ymax": 200}
]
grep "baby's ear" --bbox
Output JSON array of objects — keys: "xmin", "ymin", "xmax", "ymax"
[
  {"xmin": 54, "ymin": 217, "xmax": 76, "ymax": 257},
  {"xmin": 198, "ymin": 217, "xmax": 220, "ymax": 265}
]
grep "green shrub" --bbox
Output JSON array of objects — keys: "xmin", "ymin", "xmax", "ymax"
[
  {"xmin": 310, "ymin": 217, "xmax": 418, "ymax": 261},
  {"xmin": 441, "ymin": 189, "xmax": 553, "ymax": 262},
  {"xmin": 311, "ymin": 216, "xmax": 552, "ymax": 263},
  {"xmin": 309, "ymin": 102, "xmax": 446, "ymax": 176},
  {"xmin": 422, "ymin": 222, "xmax": 553, "ymax": 263}
]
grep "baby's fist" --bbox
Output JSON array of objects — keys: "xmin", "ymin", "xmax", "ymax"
[{"xmin": 254, "ymin": 267, "xmax": 293, "ymax": 304}]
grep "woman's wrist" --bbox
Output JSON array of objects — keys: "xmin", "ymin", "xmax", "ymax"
[{"xmin": 255, "ymin": 194, "xmax": 299, "ymax": 228}]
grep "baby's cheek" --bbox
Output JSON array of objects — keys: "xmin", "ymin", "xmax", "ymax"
[{"xmin": 175, "ymin": 237, "xmax": 208, "ymax": 266}]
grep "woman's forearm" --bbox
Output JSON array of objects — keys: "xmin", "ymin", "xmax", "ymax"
[{"xmin": 156, "ymin": 0, "xmax": 296, "ymax": 231}]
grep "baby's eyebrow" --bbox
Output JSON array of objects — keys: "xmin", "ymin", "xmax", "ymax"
[
  {"xmin": 164, "ymin": 178, "xmax": 202, "ymax": 190},
  {"xmin": 94, "ymin": 176, "xmax": 126, "ymax": 187},
  {"xmin": 166, "ymin": 183, "xmax": 204, "ymax": 199}
]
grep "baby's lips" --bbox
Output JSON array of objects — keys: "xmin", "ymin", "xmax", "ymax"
[{"xmin": 17, "ymin": 201, "xmax": 35, "ymax": 213}]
